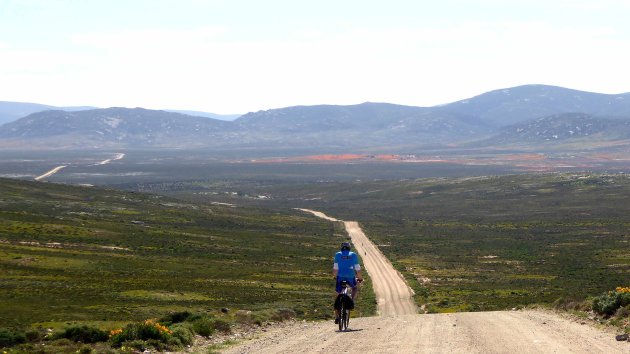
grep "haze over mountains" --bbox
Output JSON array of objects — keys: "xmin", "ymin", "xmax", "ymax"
[{"xmin": 2, "ymin": 84, "xmax": 630, "ymax": 152}]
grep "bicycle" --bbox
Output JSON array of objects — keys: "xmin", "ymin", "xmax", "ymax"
[
  {"xmin": 335, "ymin": 278, "xmax": 363, "ymax": 331},
  {"xmin": 336, "ymin": 280, "xmax": 352, "ymax": 331}
]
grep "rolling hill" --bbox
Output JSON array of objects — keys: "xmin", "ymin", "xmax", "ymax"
[
  {"xmin": 0, "ymin": 107, "xmax": 234, "ymax": 149},
  {"xmin": 2, "ymin": 85, "xmax": 630, "ymax": 151},
  {"xmin": 0, "ymin": 101, "xmax": 95, "ymax": 126},
  {"xmin": 473, "ymin": 112, "xmax": 630, "ymax": 147},
  {"xmin": 437, "ymin": 84, "xmax": 630, "ymax": 126}
]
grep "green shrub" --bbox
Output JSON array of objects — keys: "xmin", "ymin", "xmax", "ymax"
[
  {"xmin": 145, "ymin": 338, "xmax": 168, "ymax": 351},
  {"xmin": 212, "ymin": 318, "xmax": 232, "ymax": 334},
  {"xmin": 25, "ymin": 329, "xmax": 43, "ymax": 342},
  {"xmin": 159, "ymin": 311, "xmax": 191, "ymax": 325},
  {"xmin": 109, "ymin": 320, "xmax": 173, "ymax": 348},
  {"xmin": 0, "ymin": 328, "xmax": 26, "ymax": 347},
  {"xmin": 191, "ymin": 316, "xmax": 215, "ymax": 337},
  {"xmin": 56, "ymin": 325, "xmax": 108, "ymax": 343},
  {"xmin": 186, "ymin": 312, "xmax": 206, "ymax": 322},
  {"xmin": 166, "ymin": 335, "xmax": 183, "ymax": 348},
  {"xmin": 171, "ymin": 323, "xmax": 194, "ymax": 346},
  {"xmin": 592, "ymin": 291, "xmax": 630, "ymax": 316}
]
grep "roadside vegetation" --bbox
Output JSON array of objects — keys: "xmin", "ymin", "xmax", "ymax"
[
  {"xmin": 144, "ymin": 173, "xmax": 629, "ymax": 315},
  {"xmin": 553, "ymin": 286, "xmax": 630, "ymax": 335},
  {"xmin": 0, "ymin": 178, "xmax": 375, "ymax": 352}
]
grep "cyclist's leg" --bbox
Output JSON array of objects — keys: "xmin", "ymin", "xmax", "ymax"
[
  {"xmin": 333, "ymin": 278, "xmax": 342, "ymax": 321},
  {"xmin": 334, "ymin": 292, "xmax": 341, "ymax": 320}
]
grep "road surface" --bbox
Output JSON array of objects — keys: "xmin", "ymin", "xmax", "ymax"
[
  {"xmin": 221, "ymin": 209, "xmax": 628, "ymax": 353},
  {"xmin": 34, "ymin": 165, "xmax": 67, "ymax": 181},
  {"xmin": 96, "ymin": 152, "xmax": 125, "ymax": 165},
  {"xmin": 223, "ymin": 311, "xmax": 627, "ymax": 353},
  {"xmin": 33, "ymin": 153, "xmax": 125, "ymax": 181}
]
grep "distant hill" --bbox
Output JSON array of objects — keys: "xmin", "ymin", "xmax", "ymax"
[
  {"xmin": 3, "ymin": 85, "xmax": 630, "ymax": 151},
  {"xmin": 437, "ymin": 85, "xmax": 630, "ymax": 126},
  {"xmin": 0, "ymin": 101, "xmax": 96, "ymax": 126},
  {"xmin": 0, "ymin": 101, "xmax": 238, "ymax": 126},
  {"xmin": 474, "ymin": 112, "xmax": 630, "ymax": 147},
  {"xmin": 0, "ymin": 107, "xmax": 233, "ymax": 149},
  {"xmin": 234, "ymin": 102, "xmax": 492, "ymax": 148}
]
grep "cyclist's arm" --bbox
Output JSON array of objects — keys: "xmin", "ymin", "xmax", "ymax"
[
  {"xmin": 353, "ymin": 253, "xmax": 363, "ymax": 281},
  {"xmin": 355, "ymin": 267, "xmax": 363, "ymax": 281},
  {"xmin": 333, "ymin": 253, "xmax": 339, "ymax": 278}
]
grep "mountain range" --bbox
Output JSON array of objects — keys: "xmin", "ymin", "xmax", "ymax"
[
  {"xmin": 0, "ymin": 101, "xmax": 239, "ymax": 126},
  {"xmin": 2, "ymin": 85, "xmax": 630, "ymax": 152}
]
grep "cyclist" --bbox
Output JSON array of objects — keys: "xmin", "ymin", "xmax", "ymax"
[{"xmin": 333, "ymin": 241, "xmax": 363, "ymax": 324}]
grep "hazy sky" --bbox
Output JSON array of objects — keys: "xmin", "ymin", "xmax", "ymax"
[{"xmin": 2, "ymin": 0, "xmax": 630, "ymax": 113}]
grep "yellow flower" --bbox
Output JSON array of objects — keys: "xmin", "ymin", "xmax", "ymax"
[
  {"xmin": 616, "ymin": 286, "xmax": 630, "ymax": 293},
  {"xmin": 109, "ymin": 328, "xmax": 123, "ymax": 337}
]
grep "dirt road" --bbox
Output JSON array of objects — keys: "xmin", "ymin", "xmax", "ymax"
[
  {"xmin": 34, "ymin": 165, "xmax": 67, "ymax": 181},
  {"xmin": 96, "ymin": 152, "xmax": 125, "ymax": 165},
  {"xmin": 223, "ymin": 311, "xmax": 627, "ymax": 353},
  {"xmin": 296, "ymin": 209, "xmax": 416, "ymax": 316}
]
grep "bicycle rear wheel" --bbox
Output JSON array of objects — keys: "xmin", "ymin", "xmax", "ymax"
[
  {"xmin": 339, "ymin": 303, "xmax": 345, "ymax": 331},
  {"xmin": 343, "ymin": 309, "xmax": 350, "ymax": 330}
]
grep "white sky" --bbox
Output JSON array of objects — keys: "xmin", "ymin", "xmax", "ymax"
[{"xmin": 1, "ymin": 0, "xmax": 630, "ymax": 114}]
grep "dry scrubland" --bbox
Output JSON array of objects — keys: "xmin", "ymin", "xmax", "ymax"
[{"xmin": 0, "ymin": 178, "xmax": 375, "ymax": 352}]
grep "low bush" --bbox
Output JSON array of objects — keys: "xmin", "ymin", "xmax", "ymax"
[
  {"xmin": 212, "ymin": 318, "xmax": 232, "ymax": 334},
  {"xmin": 235, "ymin": 310, "xmax": 254, "ymax": 324},
  {"xmin": 190, "ymin": 316, "xmax": 215, "ymax": 337},
  {"xmin": 592, "ymin": 289, "xmax": 630, "ymax": 316},
  {"xmin": 553, "ymin": 297, "xmax": 590, "ymax": 312},
  {"xmin": 159, "ymin": 311, "xmax": 192, "ymax": 325},
  {"xmin": 271, "ymin": 308, "xmax": 296, "ymax": 322},
  {"xmin": 170, "ymin": 323, "xmax": 194, "ymax": 346},
  {"xmin": 24, "ymin": 329, "xmax": 43, "ymax": 342},
  {"xmin": 109, "ymin": 319, "xmax": 173, "ymax": 348},
  {"xmin": 614, "ymin": 304, "xmax": 630, "ymax": 318},
  {"xmin": 0, "ymin": 328, "xmax": 26, "ymax": 347},
  {"xmin": 55, "ymin": 325, "xmax": 109, "ymax": 343}
]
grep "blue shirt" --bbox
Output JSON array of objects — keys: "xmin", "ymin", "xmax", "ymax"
[{"xmin": 334, "ymin": 250, "xmax": 360, "ymax": 278}]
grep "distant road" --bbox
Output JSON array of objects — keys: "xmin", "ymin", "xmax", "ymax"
[
  {"xmin": 33, "ymin": 153, "xmax": 126, "ymax": 182},
  {"xmin": 96, "ymin": 152, "xmax": 125, "ymax": 165},
  {"xmin": 34, "ymin": 165, "xmax": 67, "ymax": 181}
]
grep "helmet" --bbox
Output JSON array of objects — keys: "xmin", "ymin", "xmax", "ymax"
[{"xmin": 340, "ymin": 242, "xmax": 351, "ymax": 251}]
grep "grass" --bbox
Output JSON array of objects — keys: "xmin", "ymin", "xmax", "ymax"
[
  {"xmin": 0, "ymin": 177, "xmax": 372, "ymax": 332},
  {"xmin": 153, "ymin": 172, "xmax": 630, "ymax": 312}
]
